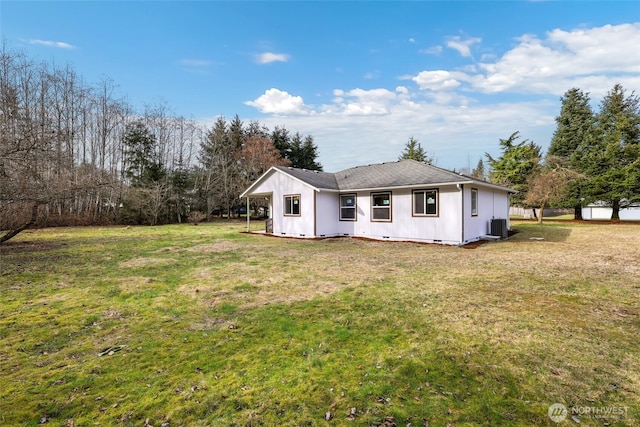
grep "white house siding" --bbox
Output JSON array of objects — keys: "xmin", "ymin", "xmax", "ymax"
[
  {"xmin": 315, "ymin": 191, "xmax": 351, "ymax": 237},
  {"xmin": 248, "ymin": 170, "xmax": 317, "ymax": 238},
  {"xmin": 463, "ymin": 186, "xmax": 511, "ymax": 243},
  {"xmin": 343, "ymin": 186, "xmax": 463, "ymax": 244}
]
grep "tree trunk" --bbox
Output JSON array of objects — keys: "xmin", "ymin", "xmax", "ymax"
[
  {"xmin": 574, "ymin": 204, "xmax": 583, "ymax": 220},
  {"xmin": 532, "ymin": 208, "xmax": 538, "ymax": 220},
  {"xmin": 538, "ymin": 202, "xmax": 546, "ymax": 223},
  {"xmin": 0, "ymin": 203, "xmax": 38, "ymax": 244},
  {"xmin": 611, "ymin": 199, "xmax": 620, "ymax": 221}
]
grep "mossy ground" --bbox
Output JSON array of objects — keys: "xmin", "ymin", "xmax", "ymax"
[{"xmin": 0, "ymin": 221, "xmax": 638, "ymax": 426}]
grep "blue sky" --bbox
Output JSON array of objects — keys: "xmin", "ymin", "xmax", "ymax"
[{"xmin": 2, "ymin": 1, "xmax": 639, "ymax": 171}]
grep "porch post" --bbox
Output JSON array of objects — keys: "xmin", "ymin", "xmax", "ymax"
[{"xmin": 246, "ymin": 196, "xmax": 250, "ymax": 232}]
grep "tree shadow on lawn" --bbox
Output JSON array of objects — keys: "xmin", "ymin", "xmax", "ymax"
[{"xmin": 0, "ymin": 240, "xmax": 64, "ymax": 253}]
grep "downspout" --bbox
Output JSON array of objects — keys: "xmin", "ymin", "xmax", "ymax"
[
  {"xmin": 246, "ymin": 196, "xmax": 250, "ymax": 232},
  {"xmin": 458, "ymin": 184, "xmax": 464, "ymax": 244},
  {"xmin": 314, "ymin": 191, "xmax": 317, "ymax": 237}
]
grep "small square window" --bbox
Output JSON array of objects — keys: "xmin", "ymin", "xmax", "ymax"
[
  {"xmin": 284, "ymin": 195, "xmax": 300, "ymax": 216},
  {"xmin": 371, "ymin": 192, "xmax": 391, "ymax": 221},
  {"xmin": 413, "ymin": 189, "xmax": 438, "ymax": 216}
]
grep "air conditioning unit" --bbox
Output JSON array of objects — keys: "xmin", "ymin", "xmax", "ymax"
[{"xmin": 490, "ymin": 218, "xmax": 508, "ymax": 238}]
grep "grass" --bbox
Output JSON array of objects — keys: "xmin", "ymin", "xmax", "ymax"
[{"xmin": 0, "ymin": 221, "xmax": 638, "ymax": 426}]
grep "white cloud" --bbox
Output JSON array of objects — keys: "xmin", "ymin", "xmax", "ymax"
[
  {"xmin": 412, "ymin": 70, "xmax": 466, "ymax": 91},
  {"xmin": 329, "ymin": 88, "xmax": 401, "ymax": 116},
  {"xmin": 445, "ymin": 36, "xmax": 481, "ymax": 57},
  {"xmin": 255, "ymin": 95, "xmax": 555, "ymax": 172},
  {"xmin": 256, "ymin": 52, "xmax": 290, "ymax": 64},
  {"xmin": 244, "ymin": 23, "xmax": 640, "ymax": 172},
  {"xmin": 408, "ymin": 38, "xmax": 416, "ymax": 43},
  {"xmin": 245, "ymin": 88, "xmax": 308, "ymax": 115},
  {"xmin": 29, "ymin": 39, "xmax": 76, "ymax": 49},
  {"xmin": 473, "ymin": 22, "xmax": 640, "ymax": 95}
]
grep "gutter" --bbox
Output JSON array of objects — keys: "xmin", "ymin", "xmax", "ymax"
[{"xmin": 458, "ymin": 183, "xmax": 464, "ymax": 244}]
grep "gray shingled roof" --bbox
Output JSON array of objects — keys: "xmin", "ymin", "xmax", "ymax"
[
  {"xmin": 273, "ymin": 166, "xmax": 340, "ymax": 190},
  {"xmin": 335, "ymin": 160, "xmax": 468, "ymax": 190},
  {"xmin": 276, "ymin": 160, "xmax": 475, "ymax": 191}
]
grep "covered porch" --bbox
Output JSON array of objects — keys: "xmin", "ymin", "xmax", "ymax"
[{"xmin": 243, "ymin": 193, "xmax": 273, "ymax": 234}]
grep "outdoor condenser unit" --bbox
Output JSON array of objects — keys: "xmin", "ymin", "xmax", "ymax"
[{"xmin": 490, "ymin": 218, "xmax": 508, "ymax": 238}]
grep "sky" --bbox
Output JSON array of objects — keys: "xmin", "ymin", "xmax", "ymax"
[{"xmin": 1, "ymin": 1, "xmax": 639, "ymax": 172}]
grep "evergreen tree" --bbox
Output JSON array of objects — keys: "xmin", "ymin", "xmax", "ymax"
[
  {"xmin": 246, "ymin": 120, "xmax": 270, "ymax": 138},
  {"xmin": 471, "ymin": 158, "xmax": 486, "ymax": 180},
  {"xmin": 121, "ymin": 121, "xmax": 167, "ymax": 225},
  {"xmin": 486, "ymin": 131, "xmax": 542, "ymax": 206},
  {"xmin": 399, "ymin": 136, "xmax": 432, "ymax": 163},
  {"xmin": 274, "ymin": 129, "xmax": 322, "ymax": 170},
  {"xmin": 229, "ymin": 114, "xmax": 245, "ymax": 150},
  {"xmin": 288, "ymin": 132, "xmax": 304, "ymax": 168},
  {"xmin": 549, "ymin": 88, "xmax": 595, "ymax": 158},
  {"xmin": 548, "ymin": 88, "xmax": 595, "ymax": 219},
  {"xmin": 578, "ymin": 84, "xmax": 640, "ymax": 220},
  {"xmin": 271, "ymin": 126, "xmax": 291, "ymax": 160},
  {"xmin": 199, "ymin": 116, "xmax": 239, "ymax": 218},
  {"xmin": 122, "ymin": 120, "xmax": 165, "ymax": 187},
  {"xmin": 299, "ymin": 135, "xmax": 323, "ymax": 171}
]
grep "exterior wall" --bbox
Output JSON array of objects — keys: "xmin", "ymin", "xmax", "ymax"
[
  {"xmin": 315, "ymin": 191, "xmax": 352, "ymax": 237},
  {"xmin": 463, "ymin": 186, "xmax": 511, "ymax": 243},
  {"xmin": 342, "ymin": 186, "xmax": 463, "ymax": 244},
  {"xmin": 249, "ymin": 171, "xmax": 317, "ymax": 237}
]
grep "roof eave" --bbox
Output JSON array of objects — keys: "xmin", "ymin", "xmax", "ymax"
[
  {"xmin": 239, "ymin": 166, "xmax": 277, "ymax": 198},
  {"xmin": 240, "ymin": 166, "xmax": 323, "ymax": 198},
  {"xmin": 340, "ymin": 180, "xmax": 471, "ymax": 192}
]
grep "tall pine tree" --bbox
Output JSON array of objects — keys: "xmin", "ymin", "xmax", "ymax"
[
  {"xmin": 548, "ymin": 88, "xmax": 595, "ymax": 219},
  {"xmin": 578, "ymin": 84, "xmax": 640, "ymax": 220}
]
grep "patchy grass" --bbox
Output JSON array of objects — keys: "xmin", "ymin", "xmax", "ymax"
[{"xmin": 0, "ymin": 221, "xmax": 638, "ymax": 426}]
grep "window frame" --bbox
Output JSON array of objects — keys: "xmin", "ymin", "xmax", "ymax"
[
  {"xmin": 283, "ymin": 194, "xmax": 301, "ymax": 216},
  {"xmin": 471, "ymin": 188, "xmax": 478, "ymax": 216},
  {"xmin": 371, "ymin": 191, "xmax": 392, "ymax": 222},
  {"xmin": 412, "ymin": 189, "xmax": 439, "ymax": 217},
  {"xmin": 339, "ymin": 193, "xmax": 357, "ymax": 221}
]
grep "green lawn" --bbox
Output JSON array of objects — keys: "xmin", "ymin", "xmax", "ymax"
[{"xmin": 1, "ymin": 222, "xmax": 638, "ymax": 426}]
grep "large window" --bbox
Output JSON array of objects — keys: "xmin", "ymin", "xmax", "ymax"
[
  {"xmin": 371, "ymin": 192, "xmax": 391, "ymax": 221},
  {"xmin": 340, "ymin": 194, "xmax": 357, "ymax": 221},
  {"xmin": 284, "ymin": 194, "xmax": 300, "ymax": 216},
  {"xmin": 413, "ymin": 189, "xmax": 438, "ymax": 216},
  {"xmin": 471, "ymin": 188, "xmax": 478, "ymax": 216}
]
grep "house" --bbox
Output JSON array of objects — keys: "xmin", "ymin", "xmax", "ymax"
[{"xmin": 240, "ymin": 159, "xmax": 515, "ymax": 245}]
